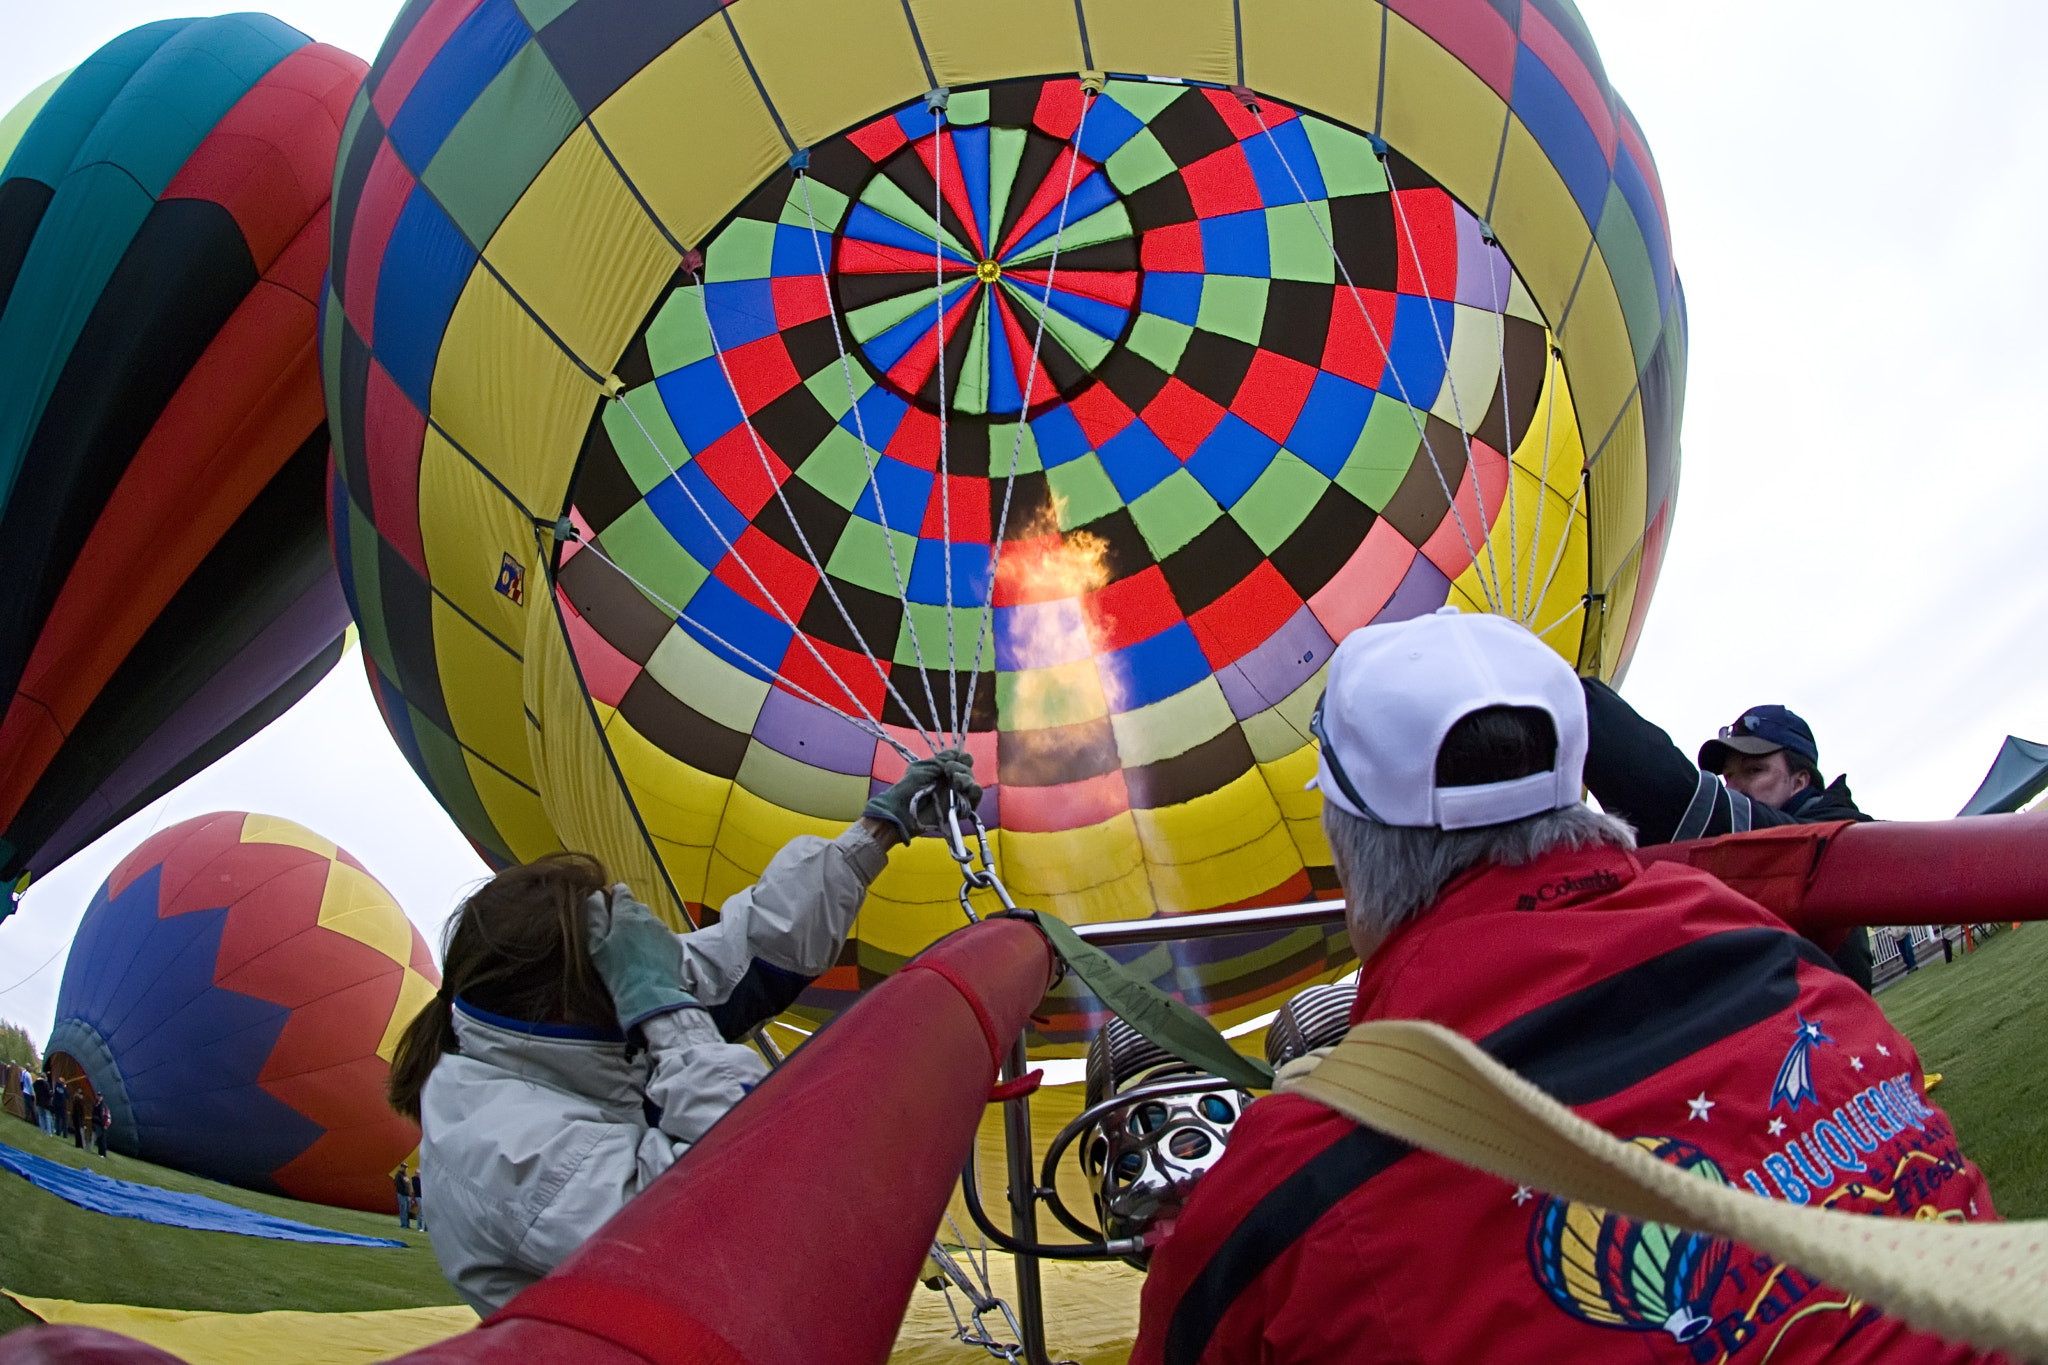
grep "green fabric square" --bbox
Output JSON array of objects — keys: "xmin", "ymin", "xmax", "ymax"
[
  {"xmin": 1129, "ymin": 467, "xmax": 1222, "ymax": 559},
  {"xmin": 705, "ymin": 217, "xmax": 775, "ymax": 282},
  {"xmin": 988, "ymin": 420, "xmax": 1043, "ymax": 479},
  {"xmin": 411, "ymin": 719, "xmax": 515, "ymax": 863},
  {"xmin": 1595, "ymin": 182, "xmax": 1662, "ymax": 364},
  {"xmin": 947, "ymin": 89, "xmax": 990, "ymax": 125},
  {"xmin": 1336, "ymin": 396, "xmax": 1422, "ymax": 511},
  {"xmin": 1106, "ymin": 128, "xmax": 1176, "ymax": 193},
  {"xmin": 646, "ymin": 291, "xmax": 715, "ymax": 373},
  {"xmin": 347, "ymin": 500, "xmax": 391, "ymax": 674},
  {"xmin": 605, "ymin": 388, "xmax": 690, "ymax": 491},
  {"xmin": 780, "ymin": 176, "xmax": 851, "ymax": 233},
  {"xmin": 804, "ymin": 359, "xmax": 872, "ymax": 420},
  {"xmin": 1231, "ymin": 453, "xmax": 1329, "ymax": 553},
  {"xmin": 1127, "ymin": 313, "xmax": 1192, "ymax": 372},
  {"xmin": 1046, "ymin": 454, "xmax": 1122, "ymax": 529},
  {"xmin": 1196, "ymin": 275, "xmax": 1268, "ymax": 345},
  {"xmin": 514, "ymin": 0, "xmax": 578, "ymax": 27},
  {"xmin": 828, "ymin": 516, "xmax": 919, "ymax": 597},
  {"xmin": 1304, "ymin": 117, "xmax": 1387, "ymax": 196},
  {"xmin": 424, "ymin": 42, "xmax": 581, "ymax": 248},
  {"xmin": 1267, "ymin": 203, "xmax": 1336, "ymax": 283},
  {"xmin": 797, "ymin": 426, "xmax": 884, "ymax": 510},
  {"xmin": 1108, "ymin": 81, "xmax": 1189, "ymax": 121},
  {"xmin": 600, "ymin": 502, "xmax": 708, "ymax": 611},
  {"xmin": 896, "ymin": 602, "xmax": 994, "ymax": 670}
]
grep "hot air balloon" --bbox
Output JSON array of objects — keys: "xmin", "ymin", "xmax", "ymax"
[
  {"xmin": 326, "ymin": 0, "xmax": 1683, "ymax": 1041},
  {"xmin": 0, "ymin": 17, "xmax": 366, "ymax": 896},
  {"xmin": 44, "ymin": 811, "xmax": 439, "ymax": 1213},
  {"xmin": 1527, "ymin": 1135, "xmax": 1733, "ymax": 1343}
]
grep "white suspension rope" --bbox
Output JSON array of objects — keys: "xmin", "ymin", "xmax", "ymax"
[
  {"xmin": 933, "ymin": 104, "xmax": 960, "ymax": 742},
  {"xmin": 1527, "ymin": 464, "xmax": 1589, "ymax": 636},
  {"xmin": 798, "ymin": 170, "xmax": 950, "ymax": 745},
  {"xmin": 1489, "ymin": 263, "xmax": 1521, "ymax": 622},
  {"xmin": 1246, "ymin": 107, "xmax": 1500, "ymax": 614}
]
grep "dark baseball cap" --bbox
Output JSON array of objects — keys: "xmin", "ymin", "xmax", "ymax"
[{"xmin": 1698, "ymin": 705, "xmax": 1818, "ymax": 773}]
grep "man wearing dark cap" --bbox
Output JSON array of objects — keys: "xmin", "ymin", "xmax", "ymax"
[{"xmin": 1580, "ymin": 681, "xmax": 1874, "ymax": 987}]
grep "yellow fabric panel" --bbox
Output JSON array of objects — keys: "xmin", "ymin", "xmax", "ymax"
[
  {"xmin": 523, "ymin": 585, "xmax": 684, "ymax": 923},
  {"xmin": 1131, "ymin": 766, "xmax": 1280, "ymax": 868},
  {"xmin": 1587, "ymin": 388, "xmax": 1645, "ymax": 598},
  {"xmin": 601, "ymin": 710, "xmax": 732, "ymax": 854},
  {"xmin": 1023, "ymin": 859, "xmax": 1158, "ymax": 925},
  {"xmin": 1241, "ymin": 0, "xmax": 1383, "ymax": 134},
  {"xmin": 1259, "ymin": 745, "xmax": 1321, "ymax": 825},
  {"xmin": 1149, "ymin": 818, "xmax": 1301, "ymax": 912},
  {"xmin": 1555, "ymin": 249, "xmax": 1640, "ymax": 495},
  {"xmin": 728, "ymin": 0, "xmax": 928, "ymax": 151},
  {"xmin": 416, "ymin": 428, "xmax": 528, "ymax": 653},
  {"xmin": 649, "ymin": 837, "xmax": 711, "ymax": 920},
  {"xmin": 1489, "ymin": 116, "xmax": 1592, "ymax": 342},
  {"xmin": 376, "ymin": 968, "xmax": 439, "ymax": 1064},
  {"xmin": 866, "ymin": 835, "xmax": 985, "ymax": 913},
  {"xmin": 459, "ymin": 748, "xmax": 560, "ymax": 863},
  {"xmin": 483, "ymin": 126, "xmax": 678, "ymax": 379},
  {"xmin": 1595, "ymin": 538, "xmax": 1645, "ymax": 680},
  {"xmin": 316, "ymin": 862, "xmax": 408, "ymax": 964},
  {"xmin": 589, "ymin": 24, "xmax": 785, "ymax": 253},
  {"xmin": 1080, "ymin": 0, "xmax": 1237, "ymax": 84},
  {"xmin": 1379, "ymin": 13, "xmax": 1505, "ymax": 217},
  {"xmin": 1108, "ymin": 679, "xmax": 1234, "ymax": 769},
  {"xmin": 2, "ymin": 1292, "xmax": 478, "ymax": 1365},
  {"xmin": 1002, "ymin": 814, "xmax": 1145, "ymax": 903},
  {"xmin": 239, "ymin": 814, "xmax": 334, "ymax": 859},
  {"xmin": 905, "ymin": 0, "xmax": 1086, "ymax": 89},
  {"xmin": 431, "ymin": 268, "xmax": 600, "ymax": 518},
  {"xmin": 704, "ymin": 785, "xmax": 844, "ymax": 907},
  {"xmin": 432, "ymin": 597, "xmax": 531, "ymax": 785}
]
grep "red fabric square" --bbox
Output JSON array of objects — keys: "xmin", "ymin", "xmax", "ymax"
[
  {"xmin": 371, "ymin": 0, "xmax": 486, "ymax": 122},
  {"xmin": 1189, "ymin": 560, "xmax": 1300, "ymax": 667},
  {"xmin": 362, "ymin": 360, "xmax": 427, "ymax": 577},
  {"xmin": 1393, "ymin": 189, "xmax": 1458, "ymax": 301},
  {"xmin": 778, "ymin": 635, "xmax": 888, "ymax": 718},
  {"xmin": 1141, "ymin": 221, "xmax": 1204, "ymax": 273},
  {"xmin": 1323, "ymin": 287, "xmax": 1398, "ymax": 389},
  {"xmin": 1085, "ymin": 566, "xmax": 1183, "ymax": 653},
  {"xmin": 343, "ymin": 141, "xmax": 412, "ymax": 339},
  {"xmin": 715, "ymin": 526, "xmax": 819, "ymax": 623},
  {"xmin": 847, "ymin": 116, "xmax": 909, "ymax": 162},
  {"xmin": 211, "ymin": 860, "xmax": 326, "ymax": 978},
  {"xmin": 1204, "ymin": 86, "xmax": 1297, "ymax": 140},
  {"xmin": 920, "ymin": 473, "xmax": 991, "ymax": 543},
  {"xmin": 1141, "ymin": 378, "xmax": 1228, "ymax": 460},
  {"xmin": 1181, "ymin": 146, "xmax": 1264, "ymax": 219},
  {"xmin": 560, "ymin": 591, "xmax": 642, "ymax": 709},
  {"xmin": 721, "ymin": 333, "xmax": 802, "ymax": 414},
  {"xmin": 693, "ymin": 426, "xmax": 789, "ymax": 519},
  {"xmin": 1066, "ymin": 383, "xmax": 1135, "ymax": 448},
  {"xmin": 885, "ymin": 405, "xmax": 941, "ymax": 470},
  {"xmin": 1034, "ymin": 79, "xmax": 1085, "ymax": 139},
  {"xmin": 772, "ymin": 274, "xmax": 831, "ymax": 328},
  {"xmin": 1230, "ymin": 350, "xmax": 1319, "ymax": 443}
]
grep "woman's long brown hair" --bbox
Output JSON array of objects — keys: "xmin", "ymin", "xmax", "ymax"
[{"xmin": 387, "ymin": 853, "xmax": 618, "ymax": 1120}]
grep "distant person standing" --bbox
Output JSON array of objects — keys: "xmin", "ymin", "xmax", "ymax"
[
  {"xmin": 69, "ymin": 1090, "xmax": 86, "ymax": 1149},
  {"xmin": 1898, "ymin": 931, "xmax": 1920, "ymax": 973},
  {"xmin": 15, "ymin": 1067, "xmax": 32, "ymax": 1127},
  {"xmin": 31, "ymin": 1072, "xmax": 50, "ymax": 1134},
  {"xmin": 393, "ymin": 1164, "xmax": 413, "ymax": 1229},
  {"xmin": 49, "ymin": 1074, "xmax": 68, "ymax": 1139},
  {"xmin": 410, "ymin": 1169, "xmax": 424, "ymax": 1231},
  {"xmin": 91, "ymin": 1096, "xmax": 111, "ymax": 1158}
]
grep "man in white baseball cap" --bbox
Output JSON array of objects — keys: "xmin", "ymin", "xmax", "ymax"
[{"xmin": 1131, "ymin": 608, "xmax": 1994, "ymax": 1365}]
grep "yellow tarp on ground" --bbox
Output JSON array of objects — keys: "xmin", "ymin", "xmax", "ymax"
[
  {"xmin": 891, "ymin": 1255, "xmax": 1144, "ymax": 1365},
  {"xmin": 5, "ymin": 1291, "xmax": 477, "ymax": 1364}
]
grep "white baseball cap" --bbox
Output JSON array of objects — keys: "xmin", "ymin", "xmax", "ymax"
[{"xmin": 1308, "ymin": 607, "xmax": 1588, "ymax": 830}]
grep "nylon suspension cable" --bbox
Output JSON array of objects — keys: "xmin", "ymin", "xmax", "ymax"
[
  {"xmin": 932, "ymin": 99, "xmax": 961, "ymax": 743},
  {"xmin": 1526, "ymin": 464, "xmax": 1590, "ymax": 638},
  {"xmin": 956, "ymin": 81, "xmax": 1100, "ymax": 751},
  {"xmin": 1246, "ymin": 106, "xmax": 1499, "ymax": 613}
]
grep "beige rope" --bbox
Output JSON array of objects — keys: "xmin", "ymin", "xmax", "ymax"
[{"xmin": 1281, "ymin": 1020, "xmax": 2048, "ymax": 1362}]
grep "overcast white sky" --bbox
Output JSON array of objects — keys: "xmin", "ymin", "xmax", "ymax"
[{"xmin": 4, "ymin": 1, "xmax": 2046, "ymax": 1047}]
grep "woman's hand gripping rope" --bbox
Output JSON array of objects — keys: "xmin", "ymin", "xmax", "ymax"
[{"xmin": 861, "ymin": 750, "xmax": 1014, "ymax": 921}]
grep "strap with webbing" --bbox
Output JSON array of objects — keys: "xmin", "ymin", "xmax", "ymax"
[
  {"xmin": 1018, "ymin": 911, "xmax": 1276, "ymax": 1092},
  {"xmin": 1284, "ymin": 1020, "xmax": 2048, "ymax": 1362}
]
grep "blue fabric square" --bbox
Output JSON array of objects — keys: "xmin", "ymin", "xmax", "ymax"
[
  {"xmin": 842, "ymin": 386, "xmax": 908, "ymax": 450},
  {"xmin": 1377, "ymin": 296, "xmax": 1453, "ymax": 409},
  {"xmin": 905, "ymin": 540, "xmax": 991, "ymax": 607},
  {"xmin": 1141, "ymin": 272, "xmax": 1202, "ymax": 326},
  {"xmin": 1199, "ymin": 211, "xmax": 1269, "ymax": 278},
  {"xmin": 386, "ymin": 0, "xmax": 530, "ymax": 171},
  {"xmin": 701, "ymin": 279, "xmax": 779, "ymax": 350},
  {"xmin": 1099, "ymin": 622, "xmax": 1210, "ymax": 714},
  {"xmin": 680, "ymin": 575, "xmax": 793, "ymax": 681},
  {"xmin": 1510, "ymin": 45, "xmax": 1612, "ymax": 226},
  {"xmin": 770, "ymin": 224, "xmax": 835, "ymax": 279},
  {"xmin": 1244, "ymin": 117, "xmax": 1325, "ymax": 207},
  {"xmin": 852, "ymin": 455, "xmax": 933, "ymax": 532},
  {"xmin": 1185, "ymin": 414, "xmax": 1278, "ymax": 508},
  {"xmin": 1287, "ymin": 372, "xmax": 1374, "ymax": 477},
  {"xmin": 1099, "ymin": 422, "xmax": 1180, "ymax": 501},
  {"xmin": 645, "ymin": 460, "xmax": 743, "ymax": 568},
  {"xmin": 373, "ymin": 186, "xmax": 478, "ymax": 410},
  {"xmin": 1029, "ymin": 403, "xmax": 1092, "ymax": 467},
  {"xmin": 655, "ymin": 357, "xmax": 743, "ymax": 452},
  {"xmin": 1076, "ymin": 95, "xmax": 1145, "ymax": 164}
]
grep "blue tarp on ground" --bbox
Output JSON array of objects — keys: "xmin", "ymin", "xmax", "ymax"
[{"xmin": 0, "ymin": 1140, "xmax": 404, "ymax": 1247}]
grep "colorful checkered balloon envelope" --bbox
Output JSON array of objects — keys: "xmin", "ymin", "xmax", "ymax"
[
  {"xmin": 328, "ymin": 0, "xmax": 1684, "ymax": 1043},
  {"xmin": 46, "ymin": 812, "xmax": 437, "ymax": 1212}
]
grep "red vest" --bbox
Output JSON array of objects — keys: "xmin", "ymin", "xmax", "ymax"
[{"xmin": 1132, "ymin": 845, "xmax": 2002, "ymax": 1365}]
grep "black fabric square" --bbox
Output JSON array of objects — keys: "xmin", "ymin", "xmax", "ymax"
[
  {"xmin": 1159, "ymin": 515, "xmax": 1263, "ymax": 617},
  {"xmin": 942, "ymin": 414, "xmax": 989, "ymax": 478},
  {"xmin": 1328, "ymin": 194, "xmax": 1398, "ymax": 292},
  {"xmin": 752, "ymin": 466, "xmax": 849, "ymax": 563},
  {"xmin": 805, "ymin": 141, "xmax": 874, "ymax": 198},
  {"xmin": 782, "ymin": 314, "xmax": 843, "ymax": 381},
  {"xmin": 1176, "ymin": 328, "xmax": 1256, "ymax": 405},
  {"xmin": 329, "ymin": 107, "xmax": 386, "ymax": 297},
  {"xmin": 559, "ymin": 540, "xmax": 672, "ymax": 663},
  {"xmin": 1473, "ymin": 314, "xmax": 1549, "ymax": 456},
  {"xmin": 991, "ymin": 469, "xmax": 1054, "ymax": 541},
  {"xmin": 800, "ymin": 577, "xmax": 901, "ymax": 657},
  {"xmin": 1124, "ymin": 174, "xmax": 1196, "ymax": 231},
  {"xmin": 613, "ymin": 329, "xmax": 655, "ymax": 390},
  {"xmin": 1097, "ymin": 346, "xmax": 1169, "ymax": 414},
  {"xmin": 620, "ymin": 672, "xmax": 749, "ymax": 777},
  {"xmin": 1051, "ymin": 236, "xmax": 1140, "ymax": 274},
  {"xmin": 1379, "ymin": 414, "xmax": 1470, "ymax": 549},
  {"xmin": 540, "ymin": 0, "xmax": 725, "ymax": 114},
  {"xmin": 735, "ymin": 168, "xmax": 794, "ymax": 224},
  {"xmin": 1268, "ymin": 483, "xmax": 1373, "ymax": 599},
  {"xmin": 1146, "ymin": 89, "xmax": 1236, "ymax": 168},
  {"xmin": 1259, "ymin": 281, "xmax": 1333, "ymax": 368},
  {"xmin": 569, "ymin": 409, "xmax": 642, "ymax": 536},
  {"xmin": 987, "ymin": 79, "xmax": 1043, "ymax": 130},
  {"xmin": 336, "ymin": 320, "xmax": 375, "ymax": 510},
  {"xmin": 1074, "ymin": 506, "xmax": 1154, "ymax": 584},
  {"xmin": 376, "ymin": 538, "xmax": 452, "ymax": 732},
  {"xmin": 751, "ymin": 381, "xmax": 837, "ymax": 456}
]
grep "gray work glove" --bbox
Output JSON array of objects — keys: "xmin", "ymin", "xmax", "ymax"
[
  {"xmin": 862, "ymin": 748, "xmax": 981, "ymax": 842},
  {"xmin": 585, "ymin": 885, "xmax": 698, "ymax": 1030}
]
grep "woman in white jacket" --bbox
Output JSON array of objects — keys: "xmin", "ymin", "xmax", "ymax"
[{"xmin": 386, "ymin": 750, "xmax": 978, "ymax": 1315}]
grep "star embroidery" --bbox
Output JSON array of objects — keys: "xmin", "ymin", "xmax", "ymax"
[
  {"xmin": 1768, "ymin": 1117, "xmax": 1787, "ymax": 1137},
  {"xmin": 1850, "ymin": 1056, "xmax": 1865, "ymax": 1072},
  {"xmin": 1799, "ymin": 1018, "xmax": 1828, "ymax": 1043},
  {"xmin": 1876, "ymin": 1043, "xmax": 1891, "ymax": 1057},
  {"xmin": 1687, "ymin": 1093, "xmax": 1716, "ymax": 1122},
  {"xmin": 1512, "ymin": 1185, "xmax": 1534, "ymax": 1205}
]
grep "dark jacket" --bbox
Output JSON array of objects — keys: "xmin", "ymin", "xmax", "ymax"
[{"xmin": 1582, "ymin": 679, "xmax": 1875, "ymax": 988}]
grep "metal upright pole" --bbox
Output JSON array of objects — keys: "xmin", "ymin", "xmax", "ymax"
[{"xmin": 1001, "ymin": 1033, "xmax": 1050, "ymax": 1365}]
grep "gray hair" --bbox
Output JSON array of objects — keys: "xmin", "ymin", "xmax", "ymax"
[{"xmin": 1324, "ymin": 801, "xmax": 1637, "ymax": 942}]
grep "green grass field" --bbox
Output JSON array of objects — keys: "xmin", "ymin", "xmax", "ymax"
[
  {"xmin": 0, "ymin": 1124, "xmax": 463, "ymax": 1335},
  {"xmin": 1877, "ymin": 923, "xmax": 2048, "ymax": 1218}
]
